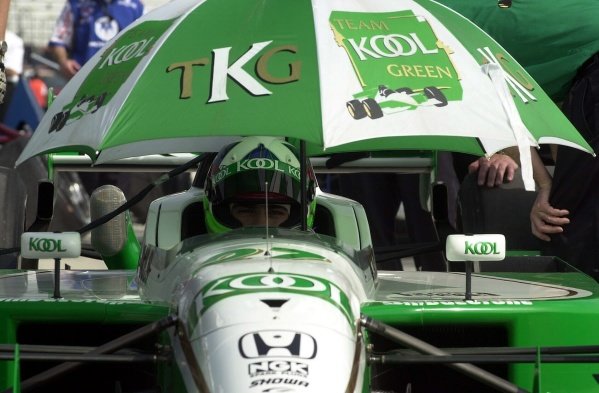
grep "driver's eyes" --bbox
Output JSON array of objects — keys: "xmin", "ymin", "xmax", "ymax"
[
  {"xmin": 231, "ymin": 205, "xmax": 288, "ymax": 218},
  {"xmin": 232, "ymin": 207, "xmax": 253, "ymax": 216},
  {"xmin": 269, "ymin": 208, "xmax": 287, "ymax": 217}
]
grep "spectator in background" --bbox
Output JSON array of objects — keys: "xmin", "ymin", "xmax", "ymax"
[
  {"xmin": 532, "ymin": 53, "xmax": 599, "ymax": 281},
  {"xmin": 0, "ymin": 30, "xmax": 23, "ymax": 122},
  {"xmin": 47, "ymin": 0, "xmax": 189, "ymax": 223},
  {"xmin": 47, "ymin": 0, "xmax": 148, "ymax": 219},
  {"xmin": 48, "ymin": 0, "xmax": 144, "ymax": 79},
  {"xmin": 27, "ymin": 67, "xmax": 49, "ymax": 110},
  {"xmin": 0, "ymin": 0, "xmax": 12, "ymax": 104}
]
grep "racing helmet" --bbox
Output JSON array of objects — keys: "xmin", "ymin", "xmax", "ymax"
[{"xmin": 203, "ymin": 136, "xmax": 316, "ymax": 233}]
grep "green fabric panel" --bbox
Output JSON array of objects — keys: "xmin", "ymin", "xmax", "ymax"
[
  {"xmin": 434, "ymin": 0, "xmax": 599, "ymax": 102},
  {"xmin": 103, "ymin": 0, "xmax": 322, "ymax": 150}
]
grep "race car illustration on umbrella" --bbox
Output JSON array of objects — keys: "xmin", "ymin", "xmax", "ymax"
[
  {"xmin": 330, "ymin": 9, "xmax": 461, "ymax": 120},
  {"xmin": 347, "ymin": 84, "xmax": 448, "ymax": 119}
]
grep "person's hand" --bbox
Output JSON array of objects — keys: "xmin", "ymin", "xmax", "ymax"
[
  {"xmin": 530, "ymin": 185, "xmax": 569, "ymax": 241},
  {"xmin": 468, "ymin": 153, "xmax": 519, "ymax": 187},
  {"xmin": 0, "ymin": 61, "xmax": 6, "ymax": 104},
  {"xmin": 60, "ymin": 59, "xmax": 81, "ymax": 79}
]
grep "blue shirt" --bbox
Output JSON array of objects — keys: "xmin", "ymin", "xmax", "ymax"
[{"xmin": 49, "ymin": 0, "xmax": 144, "ymax": 66}]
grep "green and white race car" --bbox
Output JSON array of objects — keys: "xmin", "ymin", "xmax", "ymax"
[{"xmin": 1, "ymin": 153, "xmax": 598, "ymax": 393}]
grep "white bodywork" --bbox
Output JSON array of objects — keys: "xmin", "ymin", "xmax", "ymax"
[{"xmin": 138, "ymin": 229, "xmax": 375, "ymax": 393}]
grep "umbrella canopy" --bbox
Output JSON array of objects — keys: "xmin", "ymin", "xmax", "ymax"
[{"xmin": 17, "ymin": 0, "xmax": 592, "ymax": 189}]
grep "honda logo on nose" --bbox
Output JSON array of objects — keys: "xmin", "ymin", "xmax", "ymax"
[{"xmin": 239, "ymin": 331, "xmax": 317, "ymax": 359}]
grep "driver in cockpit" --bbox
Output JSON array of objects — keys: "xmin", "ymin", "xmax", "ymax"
[{"xmin": 203, "ymin": 136, "xmax": 316, "ymax": 231}]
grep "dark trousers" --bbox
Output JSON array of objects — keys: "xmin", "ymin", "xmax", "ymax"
[
  {"xmin": 542, "ymin": 186, "xmax": 599, "ymax": 281},
  {"xmin": 336, "ymin": 173, "xmax": 446, "ymax": 271}
]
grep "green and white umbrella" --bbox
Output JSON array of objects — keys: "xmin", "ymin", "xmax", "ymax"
[{"xmin": 17, "ymin": 0, "xmax": 593, "ymax": 190}]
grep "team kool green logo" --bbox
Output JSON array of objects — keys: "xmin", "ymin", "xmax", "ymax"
[
  {"xmin": 186, "ymin": 273, "xmax": 354, "ymax": 333},
  {"xmin": 28, "ymin": 237, "xmax": 67, "ymax": 253},
  {"xmin": 464, "ymin": 241, "xmax": 500, "ymax": 256},
  {"xmin": 212, "ymin": 159, "xmax": 301, "ymax": 185},
  {"xmin": 330, "ymin": 10, "xmax": 462, "ymax": 120}
]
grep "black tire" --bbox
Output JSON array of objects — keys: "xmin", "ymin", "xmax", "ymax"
[
  {"xmin": 424, "ymin": 86, "xmax": 448, "ymax": 107},
  {"xmin": 347, "ymin": 99, "xmax": 367, "ymax": 119},
  {"xmin": 363, "ymin": 98, "xmax": 383, "ymax": 119},
  {"xmin": 51, "ymin": 111, "xmax": 69, "ymax": 131},
  {"xmin": 395, "ymin": 87, "xmax": 414, "ymax": 95},
  {"xmin": 50, "ymin": 112, "xmax": 65, "ymax": 132},
  {"xmin": 58, "ymin": 110, "xmax": 70, "ymax": 130},
  {"xmin": 0, "ymin": 167, "xmax": 26, "ymax": 268}
]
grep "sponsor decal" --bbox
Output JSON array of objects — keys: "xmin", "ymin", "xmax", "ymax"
[
  {"xmin": 329, "ymin": 10, "xmax": 537, "ymax": 120},
  {"xmin": 249, "ymin": 378, "xmax": 309, "ymax": 388},
  {"xmin": 239, "ymin": 331, "xmax": 316, "ymax": 359},
  {"xmin": 21, "ymin": 232, "xmax": 81, "ymax": 259},
  {"xmin": 397, "ymin": 292, "xmax": 497, "ymax": 297},
  {"xmin": 346, "ymin": 32, "xmax": 440, "ymax": 61},
  {"xmin": 464, "ymin": 241, "xmax": 500, "ymax": 256},
  {"xmin": 477, "ymin": 46, "xmax": 536, "ymax": 103},
  {"xmin": 167, "ymin": 41, "xmax": 300, "ymax": 102},
  {"xmin": 28, "ymin": 238, "xmax": 67, "ymax": 253},
  {"xmin": 45, "ymin": 20, "xmax": 172, "ymax": 133},
  {"xmin": 201, "ymin": 247, "xmax": 329, "ymax": 266},
  {"xmin": 446, "ymin": 234, "xmax": 505, "ymax": 262},
  {"xmin": 378, "ymin": 272, "xmax": 594, "ymax": 301},
  {"xmin": 330, "ymin": 10, "xmax": 461, "ymax": 120},
  {"xmin": 384, "ymin": 299, "xmax": 534, "ymax": 306},
  {"xmin": 248, "ymin": 360, "xmax": 309, "ymax": 378},
  {"xmin": 185, "ymin": 272, "xmax": 352, "ymax": 334},
  {"xmin": 201, "ymin": 273, "xmax": 352, "ymax": 321},
  {"xmin": 98, "ymin": 37, "xmax": 155, "ymax": 69},
  {"xmin": 212, "ymin": 159, "xmax": 301, "ymax": 184}
]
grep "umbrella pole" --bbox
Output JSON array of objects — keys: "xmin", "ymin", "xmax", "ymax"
[{"xmin": 300, "ymin": 140, "xmax": 307, "ymax": 231}]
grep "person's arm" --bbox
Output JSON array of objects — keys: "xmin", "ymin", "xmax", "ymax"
[
  {"xmin": 0, "ymin": 0, "xmax": 11, "ymax": 104},
  {"xmin": 0, "ymin": 0, "xmax": 10, "ymax": 39},
  {"xmin": 528, "ymin": 147, "xmax": 569, "ymax": 241},
  {"xmin": 48, "ymin": 1, "xmax": 80, "ymax": 79},
  {"xmin": 468, "ymin": 145, "xmax": 569, "ymax": 240},
  {"xmin": 48, "ymin": 44, "xmax": 80, "ymax": 79}
]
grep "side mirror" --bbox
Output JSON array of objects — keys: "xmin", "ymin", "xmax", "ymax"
[
  {"xmin": 446, "ymin": 234, "xmax": 506, "ymax": 301},
  {"xmin": 446, "ymin": 234, "xmax": 506, "ymax": 262},
  {"xmin": 21, "ymin": 180, "xmax": 55, "ymax": 269},
  {"xmin": 26, "ymin": 180, "xmax": 54, "ymax": 232}
]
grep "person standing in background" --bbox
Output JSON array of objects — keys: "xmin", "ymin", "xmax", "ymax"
[
  {"xmin": 0, "ymin": 0, "xmax": 12, "ymax": 104},
  {"xmin": 437, "ymin": 0, "xmax": 599, "ymax": 281},
  {"xmin": 48, "ymin": 0, "xmax": 144, "ymax": 79},
  {"xmin": 47, "ymin": 0, "xmax": 147, "ymax": 218},
  {"xmin": 0, "ymin": 29, "xmax": 23, "ymax": 121},
  {"xmin": 46, "ymin": 0, "xmax": 190, "ymax": 223}
]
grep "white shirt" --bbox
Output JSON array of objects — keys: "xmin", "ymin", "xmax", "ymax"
[{"xmin": 5, "ymin": 30, "xmax": 24, "ymax": 82}]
